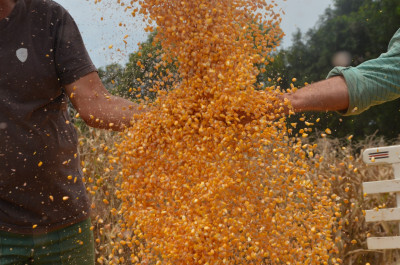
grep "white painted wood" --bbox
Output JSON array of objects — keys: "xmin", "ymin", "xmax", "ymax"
[
  {"xmin": 367, "ymin": 237, "xmax": 400, "ymax": 250},
  {"xmin": 393, "ymin": 163, "xmax": 400, "ymax": 179},
  {"xmin": 365, "ymin": 208, "xmax": 400, "ymax": 222},
  {"xmin": 363, "ymin": 145, "xmax": 400, "ymax": 165},
  {"xmin": 362, "ymin": 145, "xmax": 400, "ymax": 250},
  {"xmin": 363, "ymin": 179, "xmax": 400, "ymax": 194},
  {"xmin": 392, "ymin": 163, "xmax": 400, "ymax": 233}
]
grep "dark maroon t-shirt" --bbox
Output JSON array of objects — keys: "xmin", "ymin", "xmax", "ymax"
[{"xmin": 0, "ymin": 0, "xmax": 97, "ymax": 234}]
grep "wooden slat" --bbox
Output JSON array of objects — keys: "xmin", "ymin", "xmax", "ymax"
[
  {"xmin": 362, "ymin": 145, "xmax": 400, "ymax": 165},
  {"xmin": 363, "ymin": 180, "xmax": 400, "ymax": 194},
  {"xmin": 365, "ymin": 208, "xmax": 400, "ymax": 222},
  {"xmin": 368, "ymin": 237, "xmax": 400, "ymax": 250}
]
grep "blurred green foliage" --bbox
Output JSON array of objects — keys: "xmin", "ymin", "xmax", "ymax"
[
  {"xmin": 98, "ymin": 32, "xmax": 177, "ymax": 101},
  {"xmin": 262, "ymin": 0, "xmax": 400, "ymax": 141},
  {"xmin": 99, "ymin": 0, "xmax": 400, "ymax": 141}
]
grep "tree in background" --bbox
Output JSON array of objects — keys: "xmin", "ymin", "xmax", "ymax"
[
  {"xmin": 98, "ymin": 63, "xmax": 124, "ymax": 92},
  {"xmin": 98, "ymin": 32, "xmax": 177, "ymax": 101},
  {"xmin": 99, "ymin": 0, "xmax": 400, "ymax": 140},
  {"xmin": 263, "ymin": 0, "xmax": 400, "ymax": 141}
]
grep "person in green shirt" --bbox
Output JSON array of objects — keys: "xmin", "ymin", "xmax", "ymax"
[{"xmin": 283, "ymin": 28, "xmax": 400, "ymax": 115}]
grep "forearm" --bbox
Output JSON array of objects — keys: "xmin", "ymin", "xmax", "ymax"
[
  {"xmin": 80, "ymin": 95, "xmax": 145, "ymax": 131},
  {"xmin": 66, "ymin": 72, "xmax": 146, "ymax": 132},
  {"xmin": 284, "ymin": 76, "xmax": 349, "ymax": 113}
]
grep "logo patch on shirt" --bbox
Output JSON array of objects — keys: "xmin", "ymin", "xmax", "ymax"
[{"xmin": 16, "ymin": 48, "xmax": 28, "ymax": 63}]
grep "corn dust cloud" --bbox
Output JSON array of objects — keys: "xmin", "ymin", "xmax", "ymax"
[{"xmin": 107, "ymin": 0, "xmax": 337, "ymax": 264}]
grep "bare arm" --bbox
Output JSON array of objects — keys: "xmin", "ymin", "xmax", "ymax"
[
  {"xmin": 65, "ymin": 72, "xmax": 145, "ymax": 131},
  {"xmin": 283, "ymin": 76, "xmax": 350, "ymax": 113},
  {"xmin": 0, "ymin": 0, "xmax": 16, "ymax": 21}
]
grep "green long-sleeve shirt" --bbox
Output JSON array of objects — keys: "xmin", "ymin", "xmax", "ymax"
[{"xmin": 327, "ymin": 28, "xmax": 400, "ymax": 116}]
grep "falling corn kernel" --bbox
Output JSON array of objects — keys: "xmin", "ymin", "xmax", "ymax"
[
  {"xmin": 102, "ymin": 0, "xmax": 339, "ymax": 264},
  {"xmin": 32, "ymin": 224, "xmax": 38, "ymax": 229},
  {"xmin": 38, "ymin": 161, "xmax": 43, "ymax": 167},
  {"xmin": 63, "ymin": 196, "xmax": 69, "ymax": 201},
  {"xmin": 325, "ymin": 128, "xmax": 332, "ymax": 135}
]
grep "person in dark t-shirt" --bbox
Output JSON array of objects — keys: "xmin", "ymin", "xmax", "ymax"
[{"xmin": 0, "ymin": 0, "xmax": 144, "ymax": 263}]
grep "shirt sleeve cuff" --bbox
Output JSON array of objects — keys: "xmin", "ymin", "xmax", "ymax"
[{"xmin": 60, "ymin": 64, "xmax": 98, "ymax": 86}]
